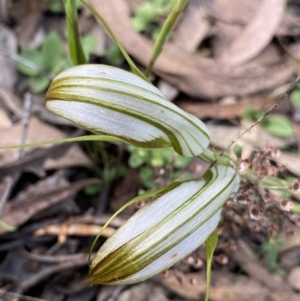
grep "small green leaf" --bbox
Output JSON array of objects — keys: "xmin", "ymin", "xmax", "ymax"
[
  {"xmin": 0, "ymin": 220, "xmax": 17, "ymax": 232},
  {"xmin": 128, "ymin": 148, "xmax": 147, "ymax": 168},
  {"xmin": 233, "ymin": 144, "xmax": 242, "ymax": 159},
  {"xmin": 84, "ymin": 183, "xmax": 101, "ymax": 196},
  {"xmin": 132, "ymin": 2, "xmax": 157, "ymax": 32},
  {"xmin": 81, "ymin": 35, "xmax": 98, "ymax": 58},
  {"xmin": 140, "ymin": 166, "xmax": 155, "ymax": 189},
  {"xmin": 42, "ymin": 31, "xmax": 64, "ymax": 70},
  {"xmin": 150, "ymin": 156, "xmax": 164, "ymax": 167},
  {"xmin": 29, "ymin": 76, "xmax": 51, "ymax": 93},
  {"xmin": 105, "ymin": 45, "xmax": 124, "ymax": 66},
  {"xmin": 292, "ymin": 204, "xmax": 300, "ymax": 213},
  {"xmin": 48, "ymin": 0, "xmax": 82, "ymax": 13},
  {"xmin": 16, "ymin": 48, "xmax": 45, "ymax": 77},
  {"xmin": 205, "ymin": 229, "xmax": 218, "ymax": 301},
  {"xmin": 49, "ymin": 1, "xmax": 65, "ymax": 13},
  {"xmin": 243, "ymin": 107, "xmax": 263, "ymax": 121},
  {"xmin": 262, "ymin": 115, "xmax": 294, "ymax": 137},
  {"xmin": 132, "ymin": 16, "xmax": 150, "ymax": 32},
  {"xmin": 173, "ymin": 155, "xmax": 191, "ymax": 169},
  {"xmin": 290, "ymin": 89, "xmax": 300, "ymax": 111}
]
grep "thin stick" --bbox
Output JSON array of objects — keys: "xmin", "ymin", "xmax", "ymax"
[
  {"xmin": 0, "ymin": 93, "xmax": 32, "ymax": 218},
  {"xmin": 0, "ymin": 290, "xmax": 47, "ymax": 301},
  {"xmin": 220, "ymin": 76, "xmax": 300, "ymax": 156}
]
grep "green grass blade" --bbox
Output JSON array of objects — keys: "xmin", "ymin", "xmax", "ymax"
[
  {"xmin": 64, "ymin": 0, "xmax": 87, "ymax": 65},
  {"xmin": 145, "ymin": 0, "xmax": 188, "ymax": 77},
  {"xmin": 80, "ymin": 0, "xmax": 149, "ymax": 82},
  {"xmin": 0, "ymin": 220, "xmax": 17, "ymax": 232},
  {"xmin": 205, "ymin": 229, "xmax": 218, "ymax": 301},
  {"xmin": 0, "ymin": 135, "xmax": 128, "ymax": 150}
]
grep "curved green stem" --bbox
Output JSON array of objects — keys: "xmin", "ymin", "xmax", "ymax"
[
  {"xmin": 198, "ymin": 148, "xmax": 232, "ymax": 167},
  {"xmin": 145, "ymin": 0, "xmax": 189, "ymax": 77}
]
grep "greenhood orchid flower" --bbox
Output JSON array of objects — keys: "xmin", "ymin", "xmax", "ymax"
[
  {"xmin": 45, "ymin": 64, "xmax": 209, "ymax": 157},
  {"xmin": 88, "ymin": 165, "xmax": 240, "ymax": 285}
]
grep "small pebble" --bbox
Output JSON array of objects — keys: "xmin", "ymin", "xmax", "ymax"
[{"xmin": 287, "ymin": 266, "xmax": 300, "ymax": 290}]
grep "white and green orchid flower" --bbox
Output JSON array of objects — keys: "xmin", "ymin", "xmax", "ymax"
[
  {"xmin": 88, "ymin": 165, "xmax": 240, "ymax": 285},
  {"xmin": 45, "ymin": 64, "xmax": 210, "ymax": 157}
]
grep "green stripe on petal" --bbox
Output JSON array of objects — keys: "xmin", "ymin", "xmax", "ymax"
[
  {"xmin": 46, "ymin": 64, "xmax": 210, "ymax": 157},
  {"xmin": 88, "ymin": 165, "xmax": 240, "ymax": 284}
]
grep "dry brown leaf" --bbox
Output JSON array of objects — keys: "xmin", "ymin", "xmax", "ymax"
[
  {"xmin": 206, "ymin": 0, "xmax": 300, "ymax": 37},
  {"xmin": 110, "ymin": 168, "xmax": 140, "ymax": 214},
  {"xmin": 219, "ymin": 0, "xmax": 285, "ymax": 65},
  {"xmin": 1, "ymin": 177, "xmax": 100, "ymax": 233},
  {"xmin": 212, "ymin": 22, "xmax": 241, "ymax": 57},
  {"xmin": 204, "ymin": 0, "xmax": 260, "ymax": 25},
  {"xmin": 0, "ymin": 108, "xmax": 11, "ymax": 129},
  {"xmin": 278, "ymin": 151, "xmax": 300, "ymax": 177},
  {"xmin": 172, "ymin": 0, "xmax": 210, "ymax": 52},
  {"xmin": 127, "ymin": 0, "xmax": 148, "ymax": 14},
  {"xmin": 88, "ymin": 0, "xmax": 293, "ymax": 98},
  {"xmin": 232, "ymin": 239, "xmax": 287, "ymax": 290},
  {"xmin": 176, "ymin": 95, "xmax": 290, "ymax": 120},
  {"xmin": 0, "ymin": 142, "xmax": 78, "ymax": 179},
  {"xmin": 157, "ymin": 80, "xmax": 179, "ymax": 101},
  {"xmin": 117, "ymin": 283, "xmax": 169, "ymax": 301},
  {"xmin": 0, "ymin": 87, "xmax": 23, "ymax": 118},
  {"xmin": 8, "ymin": 0, "xmax": 48, "ymax": 47},
  {"xmin": 0, "ymin": 116, "xmax": 92, "ymax": 170},
  {"xmin": 278, "ymin": 12, "xmax": 300, "ymax": 36}
]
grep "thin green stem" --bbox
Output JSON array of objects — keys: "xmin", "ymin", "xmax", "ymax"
[
  {"xmin": 205, "ymin": 229, "xmax": 218, "ymax": 301},
  {"xmin": 80, "ymin": 0, "xmax": 149, "ymax": 82},
  {"xmin": 145, "ymin": 0, "xmax": 188, "ymax": 77},
  {"xmin": 64, "ymin": 0, "xmax": 86, "ymax": 65},
  {"xmin": 199, "ymin": 148, "xmax": 232, "ymax": 167}
]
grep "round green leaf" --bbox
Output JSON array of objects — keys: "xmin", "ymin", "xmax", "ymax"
[
  {"xmin": 262, "ymin": 115, "xmax": 294, "ymax": 137},
  {"xmin": 16, "ymin": 49, "xmax": 45, "ymax": 77},
  {"xmin": 290, "ymin": 90, "xmax": 300, "ymax": 111}
]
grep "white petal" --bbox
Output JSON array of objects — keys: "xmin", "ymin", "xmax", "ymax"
[
  {"xmin": 114, "ymin": 210, "xmax": 221, "ymax": 284},
  {"xmin": 90, "ymin": 166, "xmax": 240, "ymax": 284},
  {"xmin": 46, "ymin": 64, "xmax": 210, "ymax": 157},
  {"xmin": 46, "ymin": 100, "xmax": 169, "ymax": 145}
]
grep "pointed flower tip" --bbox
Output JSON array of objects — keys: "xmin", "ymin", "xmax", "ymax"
[
  {"xmin": 88, "ymin": 165, "xmax": 240, "ymax": 285},
  {"xmin": 45, "ymin": 64, "xmax": 210, "ymax": 157}
]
